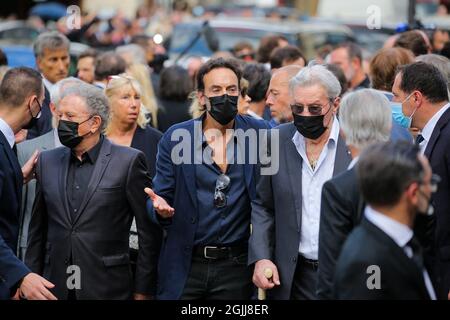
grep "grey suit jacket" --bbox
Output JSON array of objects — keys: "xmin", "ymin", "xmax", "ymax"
[
  {"xmin": 249, "ymin": 122, "xmax": 351, "ymax": 300},
  {"xmin": 16, "ymin": 130, "xmax": 56, "ymax": 259}
]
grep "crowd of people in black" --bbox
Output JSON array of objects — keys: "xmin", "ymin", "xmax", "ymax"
[{"xmin": 1, "ymin": 9, "xmax": 450, "ymax": 301}]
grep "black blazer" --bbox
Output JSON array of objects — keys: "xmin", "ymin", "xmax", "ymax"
[
  {"xmin": 334, "ymin": 219, "xmax": 431, "ymax": 300},
  {"xmin": 249, "ymin": 122, "xmax": 351, "ymax": 300},
  {"xmin": 0, "ymin": 131, "xmax": 30, "ymax": 299},
  {"xmin": 26, "ymin": 87, "xmax": 52, "ymax": 140},
  {"xmin": 318, "ymin": 166, "xmax": 435, "ymax": 300},
  {"xmin": 130, "ymin": 125, "xmax": 162, "ymax": 179},
  {"xmin": 26, "ymin": 138, "xmax": 161, "ymax": 300},
  {"xmin": 317, "ymin": 167, "xmax": 364, "ymax": 299},
  {"xmin": 423, "ymin": 107, "xmax": 450, "ymax": 299},
  {"xmin": 156, "ymin": 98, "xmax": 192, "ymax": 133}
]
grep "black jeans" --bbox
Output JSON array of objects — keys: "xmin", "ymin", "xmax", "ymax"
[
  {"xmin": 181, "ymin": 250, "xmax": 253, "ymax": 300},
  {"xmin": 290, "ymin": 255, "xmax": 319, "ymax": 300}
]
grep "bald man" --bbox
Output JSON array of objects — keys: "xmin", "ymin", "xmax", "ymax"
[{"xmin": 266, "ymin": 65, "xmax": 303, "ymax": 125}]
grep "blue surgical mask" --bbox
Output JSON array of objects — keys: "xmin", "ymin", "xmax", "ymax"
[{"xmin": 390, "ymin": 93, "xmax": 417, "ymax": 128}]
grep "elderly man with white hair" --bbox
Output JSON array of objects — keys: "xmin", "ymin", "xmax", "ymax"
[
  {"xmin": 250, "ymin": 64, "xmax": 351, "ymax": 300},
  {"xmin": 25, "ymin": 83, "xmax": 160, "ymax": 300},
  {"xmin": 316, "ymin": 88, "xmax": 393, "ymax": 299},
  {"xmin": 16, "ymin": 77, "xmax": 83, "ymax": 260}
]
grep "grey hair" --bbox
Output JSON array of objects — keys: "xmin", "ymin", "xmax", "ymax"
[
  {"xmin": 60, "ymin": 83, "xmax": 110, "ymax": 131},
  {"xmin": 116, "ymin": 44, "xmax": 146, "ymax": 65},
  {"xmin": 289, "ymin": 64, "xmax": 341, "ymax": 99},
  {"xmin": 33, "ymin": 31, "xmax": 70, "ymax": 58},
  {"xmin": 50, "ymin": 77, "xmax": 84, "ymax": 107},
  {"xmin": 339, "ymin": 89, "xmax": 392, "ymax": 150},
  {"xmin": 416, "ymin": 54, "xmax": 450, "ymax": 89}
]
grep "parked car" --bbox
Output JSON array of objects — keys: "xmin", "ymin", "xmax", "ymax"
[
  {"xmin": 0, "ymin": 21, "xmax": 90, "ymax": 74},
  {"xmin": 167, "ymin": 17, "xmax": 355, "ymax": 65}
]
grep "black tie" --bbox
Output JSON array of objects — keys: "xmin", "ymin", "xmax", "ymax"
[
  {"xmin": 12, "ymin": 144, "xmax": 17, "ymax": 157},
  {"xmin": 415, "ymin": 134, "xmax": 424, "ymax": 146},
  {"xmin": 406, "ymin": 236, "xmax": 424, "ymax": 271}
]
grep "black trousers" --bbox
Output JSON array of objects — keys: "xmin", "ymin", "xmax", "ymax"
[
  {"xmin": 181, "ymin": 251, "xmax": 253, "ymax": 300},
  {"xmin": 290, "ymin": 255, "xmax": 319, "ymax": 300}
]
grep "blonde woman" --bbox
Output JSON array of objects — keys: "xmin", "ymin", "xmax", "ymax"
[
  {"xmin": 126, "ymin": 63, "xmax": 159, "ymax": 128},
  {"xmin": 105, "ymin": 75, "xmax": 162, "ymax": 274}
]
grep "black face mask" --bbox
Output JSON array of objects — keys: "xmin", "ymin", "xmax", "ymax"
[
  {"xmin": 292, "ymin": 106, "xmax": 332, "ymax": 140},
  {"xmin": 23, "ymin": 97, "xmax": 42, "ymax": 130},
  {"xmin": 207, "ymin": 94, "xmax": 238, "ymax": 125},
  {"xmin": 58, "ymin": 117, "xmax": 92, "ymax": 149}
]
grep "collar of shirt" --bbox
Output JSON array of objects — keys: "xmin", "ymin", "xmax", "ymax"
[
  {"xmin": 421, "ymin": 102, "xmax": 450, "ymax": 147},
  {"xmin": 246, "ymin": 109, "xmax": 264, "ymax": 120},
  {"xmin": 0, "ymin": 117, "xmax": 15, "ymax": 148},
  {"xmin": 42, "ymin": 77, "xmax": 55, "ymax": 92},
  {"xmin": 292, "ymin": 116, "xmax": 340, "ymax": 170},
  {"xmin": 365, "ymin": 205, "xmax": 413, "ymax": 248},
  {"xmin": 347, "ymin": 156, "xmax": 359, "ymax": 170},
  {"xmin": 53, "ymin": 128, "xmax": 62, "ymax": 148},
  {"xmin": 70, "ymin": 135, "xmax": 104, "ymax": 164}
]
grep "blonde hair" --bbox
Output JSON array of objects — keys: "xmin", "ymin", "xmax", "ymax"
[
  {"xmin": 104, "ymin": 74, "xmax": 149, "ymax": 135},
  {"xmin": 126, "ymin": 64, "xmax": 158, "ymax": 128}
]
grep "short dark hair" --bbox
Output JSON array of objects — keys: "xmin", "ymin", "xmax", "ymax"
[
  {"xmin": 0, "ymin": 48, "xmax": 8, "ymax": 66},
  {"xmin": 0, "ymin": 67, "xmax": 42, "ymax": 106},
  {"xmin": 334, "ymin": 42, "xmax": 363, "ymax": 63},
  {"xmin": 243, "ymin": 63, "xmax": 271, "ymax": 102},
  {"xmin": 159, "ymin": 65, "xmax": 192, "ymax": 101},
  {"xmin": 196, "ymin": 57, "xmax": 242, "ymax": 92},
  {"xmin": 357, "ymin": 141, "xmax": 424, "ymax": 207},
  {"xmin": 270, "ymin": 45, "xmax": 305, "ymax": 69},
  {"xmin": 94, "ymin": 52, "xmax": 127, "ymax": 81},
  {"xmin": 257, "ymin": 35, "xmax": 289, "ymax": 63},
  {"xmin": 78, "ymin": 48, "xmax": 98, "ymax": 61},
  {"xmin": 324, "ymin": 63, "xmax": 348, "ymax": 97},
  {"xmin": 397, "ymin": 61, "xmax": 448, "ymax": 103},
  {"xmin": 394, "ymin": 30, "xmax": 429, "ymax": 57}
]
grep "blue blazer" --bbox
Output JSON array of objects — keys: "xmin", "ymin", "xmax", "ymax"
[
  {"xmin": 147, "ymin": 115, "xmax": 270, "ymax": 299},
  {"xmin": 0, "ymin": 132, "xmax": 30, "ymax": 299}
]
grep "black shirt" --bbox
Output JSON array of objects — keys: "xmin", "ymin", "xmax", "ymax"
[
  {"xmin": 67, "ymin": 135, "xmax": 104, "ymax": 222},
  {"xmin": 194, "ymin": 135, "xmax": 251, "ymax": 246}
]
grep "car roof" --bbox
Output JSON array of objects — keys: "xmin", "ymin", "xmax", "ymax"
[{"xmin": 177, "ymin": 17, "xmax": 353, "ymax": 35}]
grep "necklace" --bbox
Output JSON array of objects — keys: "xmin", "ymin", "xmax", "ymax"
[{"xmin": 309, "ymin": 158, "xmax": 318, "ymax": 171}]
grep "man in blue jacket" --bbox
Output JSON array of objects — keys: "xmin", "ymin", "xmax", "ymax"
[{"xmin": 145, "ymin": 58, "xmax": 272, "ymax": 299}]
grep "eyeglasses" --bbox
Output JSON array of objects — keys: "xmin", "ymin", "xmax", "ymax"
[
  {"xmin": 214, "ymin": 174, "xmax": 230, "ymax": 208},
  {"xmin": 290, "ymin": 98, "xmax": 334, "ymax": 116},
  {"xmin": 237, "ymin": 53, "xmax": 255, "ymax": 60}
]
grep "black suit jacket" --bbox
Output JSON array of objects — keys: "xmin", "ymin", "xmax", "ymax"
[
  {"xmin": 423, "ymin": 106, "xmax": 450, "ymax": 298},
  {"xmin": 0, "ymin": 131, "xmax": 30, "ymax": 299},
  {"xmin": 26, "ymin": 138, "xmax": 160, "ymax": 300},
  {"xmin": 334, "ymin": 219, "xmax": 431, "ymax": 300},
  {"xmin": 318, "ymin": 166, "xmax": 435, "ymax": 300},
  {"xmin": 130, "ymin": 125, "xmax": 162, "ymax": 179},
  {"xmin": 317, "ymin": 167, "xmax": 363, "ymax": 299},
  {"xmin": 249, "ymin": 122, "xmax": 351, "ymax": 300},
  {"xmin": 26, "ymin": 87, "xmax": 52, "ymax": 140}
]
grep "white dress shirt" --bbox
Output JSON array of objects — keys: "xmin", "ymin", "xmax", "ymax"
[
  {"xmin": 418, "ymin": 102, "xmax": 450, "ymax": 154},
  {"xmin": 42, "ymin": 77, "xmax": 55, "ymax": 93},
  {"xmin": 246, "ymin": 109, "xmax": 264, "ymax": 120},
  {"xmin": 0, "ymin": 117, "xmax": 15, "ymax": 148},
  {"xmin": 347, "ymin": 156, "xmax": 359, "ymax": 170},
  {"xmin": 365, "ymin": 206, "xmax": 437, "ymax": 300},
  {"xmin": 292, "ymin": 117, "xmax": 340, "ymax": 260}
]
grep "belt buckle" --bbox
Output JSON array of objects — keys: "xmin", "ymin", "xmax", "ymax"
[{"xmin": 203, "ymin": 246, "xmax": 218, "ymax": 259}]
